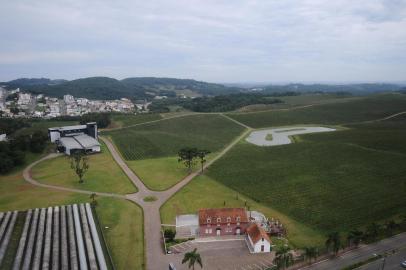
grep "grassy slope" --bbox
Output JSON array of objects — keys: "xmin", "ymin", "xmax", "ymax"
[
  {"xmin": 0, "ymin": 168, "xmax": 144, "ymax": 269},
  {"xmin": 238, "ymin": 93, "xmax": 358, "ymax": 112},
  {"xmin": 106, "ymin": 114, "xmax": 245, "ymax": 160},
  {"xmin": 228, "ymin": 94, "xmax": 406, "ymax": 128},
  {"xmin": 205, "ymin": 119, "xmax": 406, "ymax": 233},
  {"xmin": 31, "ymin": 142, "xmax": 137, "ymax": 194},
  {"xmin": 109, "ymin": 113, "xmax": 162, "ymax": 128},
  {"xmin": 160, "ymin": 175, "xmax": 324, "ymax": 248}
]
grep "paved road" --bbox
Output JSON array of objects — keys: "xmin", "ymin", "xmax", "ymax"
[
  {"xmin": 300, "ymin": 233, "xmax": 406, "ymax": 270},
  {"xmin": 359, "ymin": 247, "xmax": 406, "ymax": 270}
]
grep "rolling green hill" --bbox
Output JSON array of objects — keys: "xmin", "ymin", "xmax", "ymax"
[
  {"xmin": 227, "ymin": 94, "xmax": 406, "ymax": 128},
  {"xmin": 4, "ymin": 76, "xmax": 241, "ymax": 100}
]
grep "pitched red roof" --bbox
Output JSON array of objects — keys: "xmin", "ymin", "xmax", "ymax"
[
  {"xmin": 198, "ymin": 208, "xmax": 248, "ymax": 225},
  {"xmin": 246, "ymin": 223, "xmax": 271, "ymax": 244}
]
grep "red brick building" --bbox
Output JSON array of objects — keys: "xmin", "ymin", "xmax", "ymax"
[{"xmin": 198, "ymin": 208, "xmax": 249, "ymax": 237}]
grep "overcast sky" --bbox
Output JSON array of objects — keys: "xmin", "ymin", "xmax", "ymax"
[{"xmin": 1, "ymin": 0, "xmax": 406, "ymax": 83}]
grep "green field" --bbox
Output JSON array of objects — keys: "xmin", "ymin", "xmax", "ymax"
[
  {"xmin": 31, "ymin": 142, "xmax": 137, "ymax": 194},
  {"xmin": 0, "ymin": 168, "xmax": 144, "ymax": 269},
  {"xmin": 238, "ymin": 93, "xmax": 358, "ymax": 112},
  {"xmin": 228, "ymin": 94, "xmax": 406, "ymax": 128},
  {"xmin": 127, "ymin": 156, "xmax": 190, "ymax": 191},
  {"xmin": 106, "ymin": 114, "xmax": 245, "ymax": 160},
  {"xmin": 109, "ymin": 113, "xmax": 162, "ymax": 128},
  {"xmin": 204, "ymin": 118, "xmax": 406, "ymax": 233},
  {"xmin": 160, "ymin": 175, "xmax": 324, "ymax": 248}
]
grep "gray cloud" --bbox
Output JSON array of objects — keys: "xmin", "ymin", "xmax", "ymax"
[{"xmin": 0, "ymin": 0, "xmax": 405, "ymax": 82}]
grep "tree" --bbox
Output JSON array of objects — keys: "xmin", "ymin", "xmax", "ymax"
[
  {"xmin": 384, "ymin": 220, "xmax": 398, "ymax": 236},
  {"xmin": 90, "ymin": 193, "xmax": 97, "ymax": 207},
  {"xmin": 273, "ymin": 246, "xmax": 293, "ymax": 269},
  {"xmin": 29, "ymin": 130, "xmax": 48, "ymax": 153},
  {"xmin": 304, "ymin": 247, "xmax": 318, "ymax": 263},
  {"xmin": 182, "ymin": 248, "xmax": 202, "ymax": 270},
  {"xmin": 325, "ymin": 232, "xmax": 341, "ymax": 255},
  {"xmin": 69, "ymin": 152, "xmax": 89, "ymax": 183},
  {"xmin": 197, "ymin": 150, "xmax": 210, "ymax": 173},
  {"xmin": 164, "ymin": 229, "xmax": 176, "ymax": 242},
  {"xmin": 347, "ymin": 230, "xmax": 363, "ymax": 247},
  {"xmin": 366, "ymin": 223, "xmax": 381, "ymax": 241},
  {"xmin": 178, "ymin": 147, "xmax": 198, "ymax": 172}
]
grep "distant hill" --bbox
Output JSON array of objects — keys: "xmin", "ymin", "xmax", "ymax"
[
  {"xmin": 121, "ymin": 77, "xmax": 240, "ymax": 96},
  {"xmin": 3, "ymin": 76, "xmax": 241, "ymax": 100},
  {"xmin": 260, "ymin": 83, "xmax": 403, "ymax": 94}
]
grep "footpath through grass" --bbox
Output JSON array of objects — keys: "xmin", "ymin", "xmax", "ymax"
[
  {"xmin": 160, "ymin": 175, "xmax": 324, "ymax": 248},
  {"xmin": 31, "ymin": 142, "xmax": 137, "ymax": 194},
  {"xmin": 205, "ymin": 118, "xmax": 406, "ymax": 233},
  {"xmin": 228, "ymin": 94, "xmax": 406, "ymax": 128}
]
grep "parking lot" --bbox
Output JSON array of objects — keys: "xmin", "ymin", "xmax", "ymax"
[{"xmin": 168, "ymin": 238, "xmax": 275, "ymax": 270}]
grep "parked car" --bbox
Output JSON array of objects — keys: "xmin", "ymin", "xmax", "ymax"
[{"xmin": 401, "ymin": 260, "xmax": 406, "ymax": 268}]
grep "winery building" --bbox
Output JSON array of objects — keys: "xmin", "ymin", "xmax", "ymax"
[{"xmin": 48, "ymin": 122, "xmax": 100, "ymax": 155}]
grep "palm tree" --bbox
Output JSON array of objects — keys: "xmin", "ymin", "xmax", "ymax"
[
  {"xmin": 304, "ymin": 247, "xmax": 318, "ymax": 263},
  {"xmin": 366, "ymin": 223, "xmax": 381, "ymax": 241},
  {"xmin": 325, "ymin": 232, "xmax": 341, "ymax": 255},
  {"xmin": 90, "ymin": 193, "xmax": 97, "ymax": 207},
  {"xmin": 347, "ymin": 230, "xmax": 363, "ymax": 247},
  {"xmin": 273, "ymin": 246, "xmax": 293, "ymax": 269},
  {"xmin": 197, "ymin": 150, "xmax": 210, "ymax": 173},
  {"xmin": 182, "ymin": 248, "xmax": 203, "ymax": 270},
  {"xmin": 384, "ymin": 220, "xmax": 398, "ymax": 236}
]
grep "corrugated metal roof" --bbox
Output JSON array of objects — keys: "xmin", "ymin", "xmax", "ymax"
[
  {"xmin": 74, "ymin": 134, "xmax": 100, "ymax": 148},
  {"xmin": 59, "ymin": 137, "xmax": 83, "ymax": 149}
]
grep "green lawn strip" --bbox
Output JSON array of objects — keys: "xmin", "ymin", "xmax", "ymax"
[
  {"xmin": 95, "ymin": 198, "xmax": 144, "ymax": 270},
  {"xmin": 160, "ymin": 175, "xmax": 324, "ymax": 248},
  {"xmin": 126, "ymin": 153, "xmax": 217, "ymax": 191},
  {"xmin": 227, "ymin": 94, "xmax": 406, "ymax": 128},
  {"xmin": 205, "ymin": 122, "xmax": 406, "ymax": 234},
  {"xmin": 0, "ymin": 212, "xmax": 26, "ymax": 270},
  {"xmin": 31, "ymin": 142, "xmax": 137, "ymax": 194}
]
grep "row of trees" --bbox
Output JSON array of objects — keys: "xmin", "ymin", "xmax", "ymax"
[
  {"xmin": 0, "ymin": 130, "xmax": 48, "ymax": 174},
  {"xmin": 273, "ymin": 217, "xmax": 406, "ymax": 269},
  {"xmin": 178, "ymin": 147, "xmax": 210, "ymax": 172}
]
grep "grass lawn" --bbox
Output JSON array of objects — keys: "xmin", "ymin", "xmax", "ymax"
[
  {"xmin": 205, "ymin": 119, "xmax": 406, "ymax": 234},
  {"xmin": 31, "ymin": 142, "xmax": 137, "ymax": 194},
  {"xmin": 0, "ymin": 167, "xmax": 144, "ymax": 269},
  {"xmin": 228, "ymin": 94, "xmax": 406, "ymax": 128},
  {"xmin": 127, "ymin": 153, "xmax": 217, "ymax": 191},
  {"xmin": 160, "ymin": 175, "xmax": 324, "ymax": 248},
  {"xmin": 96, "ymin": 198, "xmax": 144, "ymax": 270},
  {"xmin": 127, "ymin": 156, "xmax": 189, "ymax": 191},
  {"xmin": 105, "ymin": 114, "xmax": 246, "ymax": 160}
]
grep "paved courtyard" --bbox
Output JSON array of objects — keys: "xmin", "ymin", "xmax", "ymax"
[{"xmin": 168, "ymin": 238, "xmax": 275, "ymax": 270}]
